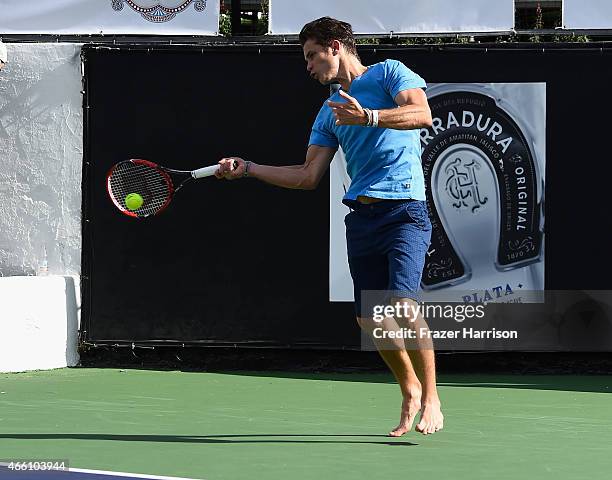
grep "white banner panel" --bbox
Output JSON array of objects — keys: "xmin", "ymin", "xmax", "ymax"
[
  {"xmin": 1, "ymin": 43, "xmax": 83, "ymax": 277},
  {"xmin": 564, "ymin": 0, "xmax": 612, "ymax": 29},
  {"xmin": 269, "ymin": 0, "xmax": 514, "ymax": 35},
  {"xmin": 0, "ymin": 277, "xmax": 79, "ymax": 373},
  {"xmin": 0, "ymin": 0, "xmax": 219, "ymax": 35},
  {"xmin": 330, "ymin": 83, "xmax": 546, "ymax": 303}
]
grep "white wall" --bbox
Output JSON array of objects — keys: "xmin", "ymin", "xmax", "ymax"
[
  {"xmin": 0, "ymin": 43, "xmax": 83, "ymax": 278},
  {"xmin": 0, "ymin": 276, "xmax": 79, "ymax": 373}
]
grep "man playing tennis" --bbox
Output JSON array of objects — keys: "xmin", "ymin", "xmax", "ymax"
[{"xmin": 216, "ymin": 17, "xmax": 443, "ymax": 436}]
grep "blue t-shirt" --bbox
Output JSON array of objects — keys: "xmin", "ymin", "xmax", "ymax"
[{"xmin": 308, "ymin": 59, "xmax": 427, "ymax": 202}]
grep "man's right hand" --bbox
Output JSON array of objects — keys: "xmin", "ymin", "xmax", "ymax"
[{"xmin": 215, "ymin": 157, "xmax": 247, "ymax": 180}]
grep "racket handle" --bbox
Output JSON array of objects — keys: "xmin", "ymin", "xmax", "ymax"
[
  {"xmin": 191, "ymin": 165, "xmax": 219, "ymax": 179},
  {"xmin": 191, "ymin": 160, "xmax": 239, "ymax": 179}
]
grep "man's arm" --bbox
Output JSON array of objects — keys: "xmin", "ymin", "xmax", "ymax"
[
  {"xmin": 327, "ymin": 88, "xmax": 432, "ymax": 130},
  {"xmin": 215, "ymin": 144, "xmax": 337, "ymax": 190},
  {"xmin": 379, "ymin": 88, "xmax": 433, "ymax": 130}
]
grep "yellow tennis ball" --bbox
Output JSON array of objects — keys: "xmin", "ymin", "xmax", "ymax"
[{"xmin": 125, "ymin": 193, "xmax": 144, "ymax": 211}]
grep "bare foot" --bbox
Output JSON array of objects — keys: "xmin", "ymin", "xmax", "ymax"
[
  {"xmin": 389, "ymin": 393, "xmax": 421, "ymax": 437},
  {"xmin": 415, "ymin": 400, "xmax": 444, "ymax": 435}
]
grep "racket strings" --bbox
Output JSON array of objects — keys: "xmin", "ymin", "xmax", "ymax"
[{"xmin": 108, "ymin": 161, "xmax": 172, "ymax": 217}]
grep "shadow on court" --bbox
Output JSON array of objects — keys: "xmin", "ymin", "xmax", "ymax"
[
  {"xmin": 0, "ymin": 433, "xmax": 416, "ymax": 447},
  {"xmin": 205, "ymin": 371, "xmax": 612, "ymax": 394},
  {"xmin": 81, "ymin": 349, "xmax": 612, "ymax": 377},
  {"xmin": 75, "ymin": 364, "xmax": 612, "ymax": 393}
]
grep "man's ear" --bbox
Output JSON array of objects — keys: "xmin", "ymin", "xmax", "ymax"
[{"xmin": 331, "ymin": 39, "xmax": 341, "ymax": 54}]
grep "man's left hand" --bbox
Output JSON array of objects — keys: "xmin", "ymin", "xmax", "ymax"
[{"xmin": 327, "ymin": 90, "xmax": 367, "ymax": 126}]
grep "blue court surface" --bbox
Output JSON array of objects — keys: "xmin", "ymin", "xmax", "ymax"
[{"xmin": 0, "ymin": 464, "xmax": 198, "ymax": 480}]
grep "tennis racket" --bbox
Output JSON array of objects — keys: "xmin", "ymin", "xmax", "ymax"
[{"xmin": 106, "ymin": 158, "xmax": 237, "ymax": 218}]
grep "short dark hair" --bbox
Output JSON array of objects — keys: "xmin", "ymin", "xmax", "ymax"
[{"xmin": 299, "ymin": 17, "xmax": 358, "ymax": 57}]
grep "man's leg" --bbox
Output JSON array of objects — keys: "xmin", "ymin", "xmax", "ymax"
[
  {"xmin": 356, "ymin": 316, "xmax": 423, "ymax": 436},
  {"xmin": 347, "ymin": 250, "xmax": 423, "ymax": 436},
  {"xmin": 393, "ymin": 298, "xmax": 444, "ymax": 435},
  {"xmin": 384, "ymin": 200, "xmax": 443, "ymax": 435},
  {"xmin": 346, "ymin": 201, "xmax": 442, "ymax": 436}
]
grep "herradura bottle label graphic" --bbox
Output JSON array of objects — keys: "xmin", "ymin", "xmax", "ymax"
[{"xmin": 420, "ymin": 84, "xmax": 545, "ymax": 294}]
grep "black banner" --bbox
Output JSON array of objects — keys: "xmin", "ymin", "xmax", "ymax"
[{"xmin": 82, "ymin": 44, "xmax": 612, "ymax": 349}]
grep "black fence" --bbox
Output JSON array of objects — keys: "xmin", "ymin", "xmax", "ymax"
[{"xmin": 81, "ymin": 43, "xmax": 612, "ymax": 350}]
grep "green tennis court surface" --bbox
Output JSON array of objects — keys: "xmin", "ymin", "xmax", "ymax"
[{"xmin": 1, "ymin": 368, "xmax": 610, "ymax": 480}]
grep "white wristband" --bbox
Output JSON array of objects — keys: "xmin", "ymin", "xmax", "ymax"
[{"xmin": 372, "ymin": 110, "xmax": 379, "ymax": 128}]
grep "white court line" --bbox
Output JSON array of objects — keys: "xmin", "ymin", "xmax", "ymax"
[
  {"xmin": 0, "ymin": 463, "xmax": 203, "ymax": 480},
  {"xmin": 68, "ymin": 467, "xmax": 204, "ymax": 480}
]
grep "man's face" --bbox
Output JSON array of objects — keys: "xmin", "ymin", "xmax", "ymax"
[{"xmin": 303, "ymin": 38, "xmax": 338, "ymax": 85}]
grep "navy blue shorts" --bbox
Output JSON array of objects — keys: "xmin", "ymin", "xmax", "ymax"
[{"xmin": 344, "ymin": 199, "xmax": 432, "ymax": 317}]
